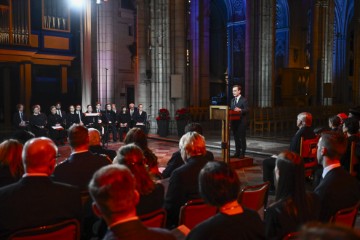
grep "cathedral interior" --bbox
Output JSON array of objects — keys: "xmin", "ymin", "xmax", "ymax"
[{"xmin": 0, "ymin": 0, "xmax": 359, "ymax": 132}]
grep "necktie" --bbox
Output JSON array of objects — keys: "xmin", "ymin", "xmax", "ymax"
[
  {"xmin": 78, "ymin": 112, "xmax": 81, "ymax": 121},
  {"xmin": 20, "ymin": 112, "xmax": 23, "ymax": 121}
]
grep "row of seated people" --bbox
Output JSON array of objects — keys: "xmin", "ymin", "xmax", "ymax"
[
  {"xmin": 0, "ymin": 122, "xmax": 359, "ymax": 239},
  {"xmin": 13, "ymin": 102, "xmax": 147, "ymax": 145},
  {"xmin": 263, "ymin": 109, "xmax": 360, "ymax": 194}
]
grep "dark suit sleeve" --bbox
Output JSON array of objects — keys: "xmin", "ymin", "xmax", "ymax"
[
  {"xmin": 165, "ymin": 171, "xmax": 184, "ymax": 227},
  {"xmin": 162, "ymin": 151, "xmax": 184, "ymax": 178}
]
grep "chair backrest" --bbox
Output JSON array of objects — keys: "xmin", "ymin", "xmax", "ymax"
[
  {"xmin": 330, "ymin": 201, "xmax": 360, "ymax": 228},
  {"xmin": 350, "ymin": 141, "xmax": 358, "ymax": 177},
  {"xmin": 8, "ymin": 219, "xmax": 80, "ymax": 240},
  {"xmin": 299, "ymin": 137, "xmax": 318, "ymax": 159},
  {"xmin": 178, "ymin": 199, "xmax": 218, "ymax": 230},
  {"xmin": 283, "ymin": 231, "xmax": 299, "ymax": 240},
  {"xmin": 238, "ymin": 181, "xmax": 270, "ymax": 211},
  {"xmin": 140, "ymin": 208, "xmax": 167, "ymax": 228}
]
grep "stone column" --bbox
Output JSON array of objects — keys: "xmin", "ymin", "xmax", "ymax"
[
  {"xmin": 353, "ymin": 0, "xmax": 360, "ymax": 105},
  {"xmin": 245, "ymin": 0, "xmax": 275, "ymax": 107}
]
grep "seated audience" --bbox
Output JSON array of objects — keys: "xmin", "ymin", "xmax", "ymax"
[
  {"xmin": 186, "ymin": 161, "xmax": 265, "ymax": 240},
  {"xmin": 314, "ymin": 131, "xmax": 360, "ymax": 222},
  {"xmin": 102, "ymin": 103, "xmax": 118, "ymax": 142},
  {"xmin": 88, "ymin": 128, "xmax": 116, "ymax": 160},
  {"xmin": 29, "ymin": 104, "xmax": 47, "ymax": 137},
  {"xmin": 162, "ymin": 122, "xmax": 214, "ymax": 178},
  {"xmin": 88, "ymin": 164, "xmax": 175, "ymax": 240},
  {"xmin": 263, "ymin": 112, "xmax": 316, "ymax": 192},
  {"xmin": 66, "ymin": 105, "xmax": 80, "ymax": 129},
  {"xmin": 265, "ymin": 151, "xmax": 320, "ymax": 239},
  {"xmin": 341, "ymin": 117, "xmax": 360, "ymax": 175},
  {"xmin": 47, "ymin": 105, "xmax": 66, "ymax": 146},
  {"xmin": 0, "ymin": 139, "xmax": 24, "ymax": 187},
  {"xmin": 133, "ymin": 104, "xmax": 147, "ymax": 133},
  {"xmin": 118, "ymin": 106, "xmax": 130, "ymax": 141},
  {"xmin": 114, "ymin": 144, "xmax": 164, "ymax": 216},
  {"xmin": 84, "ymin": 105, "xmax": 102, "ymax": 132},
  {"xmin": 299, "ymin": 222, "xmax": 360, "ymax": 240},
  {"xmin": 52, "ymin": 125, "xmax": 111, "ymax": 191},
  {"xmin": 328, "ymin": 115, "xmax": 342, "ymax": 132},
  {"xmin": 165, "ymin": 132, "xmax": 211, "ymax": 228},
  {"xmin": 0, "ymin": 137, "xmax": 82, "ymax": 239},
  {"xmin": 12, "ymin": 103, "xmax": 28, "ymax": 130},
  {"xmin": 124, "ymin": 128, "xmax": 161, "ymax": 178}
]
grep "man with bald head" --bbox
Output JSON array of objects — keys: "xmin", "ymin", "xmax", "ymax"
[
  {"xmin": 88, "ymin": 128, "xmax": 116, "ymax": 160},
  {"xmin": 53, "ymin": 125, "xmax": 111, "ymax": 191},
  {"xmin": 0, "ymin": 137, "xmax": 82, "ymax": 238}
]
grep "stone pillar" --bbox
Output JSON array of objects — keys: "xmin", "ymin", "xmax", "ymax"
[
  {"xmin": 81, "ymin": 0, "xmax": 92, "ymax": 110},
  {"xmin": 199, "ymin": 0, "xmax": 210, "ymax": 106},
  {"xmin": 353, "ymin": 0, "xmax": 360, "ymax": 105},
  {"xmin": 245, "ymin": 0, "xmax": 275, "ymax": 107},
  {"xmin": 189, "ymin": 0, "xmax": 200, "ymax": 107},
  {"xmin": 312, "ymin": 0, "xmax": 335, "ymax": 106}
]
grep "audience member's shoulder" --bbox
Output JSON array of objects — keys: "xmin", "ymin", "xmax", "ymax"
[
  {"xmin": 97, "ymin": 153, "xmax": 113, "ymax": 164},
  {"xmin": 147, "ymin": 227, "xmax": 176, "ymax": 240},
  {"xmin": 205, "ymin": 150, "xmax": 214, "ymax": 160}
]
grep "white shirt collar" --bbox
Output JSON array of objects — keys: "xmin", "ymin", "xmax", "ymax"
[{"xmin": 322, "ymin": 163, "xmax": 341, "ymax": 178}]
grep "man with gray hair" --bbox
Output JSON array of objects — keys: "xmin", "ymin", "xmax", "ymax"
[
  {"xmin": 263, "ymin": 112, "xmax": 316, "ymax": 193},
  {"xmin": 0, "ymin": 137, "xmax": 82, "ymax": 238},
  {"xmin": 88, "ymin": 128, "xmax": 116, "ymax": 160},
  {"xmin": 89, "ymin": 165, "xmax": 175, "ymax": 240}
]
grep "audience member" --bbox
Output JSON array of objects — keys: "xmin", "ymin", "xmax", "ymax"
[
  {"xmin": 118, "ymin": 106, "xmax": 130, "ymax": 141},
  {"xmin": 265, "ymin": 151, "xmax": 320, "ymax": 239},
  {"xmin": 52, "ymin": 125, "xmax": 111, "ymax": 191},
  {"xmin": 114, "ymin": 144, "xmax": 164, "ymax": 216},
  {"xmin": 75, "ymin": 104, "xmax": 85, "ymax": 126},
  {"xmin": 299, "ymin": 222, "xmax": 360, "ymax": 240},
  {"xmin": 88, "ymin": 128, "xmax": 116, "ymax": 160},
  {"xmin": 162, "ymin": 122, "xmax": 214, "ymax": 178},
  {"xmin": 12, "ymin": 103, "xmax": 28, "ymax": 130},
  {"xmin": 186, "ymin": 161, "xmax": 265, "ymax": 240},
  {"xmin": 102, "ymin": 103, "xmax": 118, "ymax": 142},
  {"xmin": 124, "ymin": 127, "xmax": 161, "ymax": 178},
  {"xmin": 341, "ymin": 117, "xmax": 360, "ymax": 173},
  {"xmin": 133, "ymin": 104, "xmax": 147, "ymax": 133},
  {"xmin": 29, "ymin": 104, "xmax": 47, "ymax": 137},
  {"xmin": 88, "ymin": 164, "xmax": 175, "ymax": 240},
  {"xmin": 0, "ymin": 137, "xmax": 82, "ymax": 238},
  {"xmin": 84, "ymin": 105, "xmax": 102, "ymax": 132},
  {"xmin": 337, "ymin": 112, "xmax": 348, "ymax": 126},
  {"xmin": 314, "ymin": 131, "xmax": 360, "ymax": 222},
  {"xmin": 47, "ymin": 105, "xmax": 66, "ymax": 145},
  {"xmin": 55, "ymin": 102, "xmax": 66, "ymax": 125},
  {"xmin": 328, "ymin": 115, "xmax": 342, "ymax": 132},
  {"xmin": 0, "ymin": 139, "xmax": 24, "ymax": 187},
  {"xmin": 128, "ymin": 102, "xmax": 137, "ymax": 128},
  {"xmin": 66, "ymin": 105, "xmax": 80, "ymax": 129},
  {"xmin": 263, "ymin": 112, "xmax": 316, "ymax": 192},
  {"xmin": 165, "ymin": 132, "xmax": 210, "ymax": 228}
]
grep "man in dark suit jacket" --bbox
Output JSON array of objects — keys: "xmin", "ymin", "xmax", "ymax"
[
  {"xmin": 164, "ymin": 132, "xmax": 210, "ymax": 228},
  {"xmin": 162, "ymin": 122, "xmax": 214, "ymax": 178},
  {"xmin": 89, "ymin": 165, "xmax": 175, "ymax": 240},
  {"xmin": 102, "ymin": 103, "xmax": 118, "ymax": 142},
  {"xmin": 12, "ymin": 103, "xmax": 28, "ymax": 130},
  {"xmin": 88, "ymin": 128, "xmax": 116, "ymax": 160},
  {"xmin": 0, "ymin": 137, "xmax": 82, "ymax": 239},
  {"xmin": 263, "ymin": 112, "xmax": 316, "ymax": 192},
  {"xmin": 314, "ymin": 131, "xmax": 360, "ymax": 222},
  {"xmin": 133, "ymin": 104, "xmax": 148, "ymax": 133},
  {"xmin": 128, "ymin": 102, "xmax": 138, "ymax": 129},
  {"xmin": 230, "ymin": 85, "xmax": 249, "ymax": 158},
  {"xmin": 52, "ymin": 125, "xmax": 111, "ymax": 191}
]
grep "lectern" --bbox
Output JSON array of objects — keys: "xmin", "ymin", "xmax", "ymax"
[{"xmin": 209, "ymin": 105, "xmax": 239, "ymax": 163}]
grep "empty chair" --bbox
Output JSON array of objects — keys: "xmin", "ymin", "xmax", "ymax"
[
  {"xmin": 140, "ymin": 208, "xmax": 167, "ymax": 228},
  {"xmin": 330, "ymin": 201, "xmax": 360, "ymax": 228},
  {"xmin": 8, "ymin": 219, "xmax": 80, "ymax": 240},
  {"xmin": 178, "ymin": 199, "xmax": 218, "ymax": 230},
  {"xmin": 238, "ymin": 181, "xmax": 270, "ymax": 212}
]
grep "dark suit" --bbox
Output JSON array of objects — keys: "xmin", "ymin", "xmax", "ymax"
[
  {"xmin": 263, "ymin": 126, "xmax": 316, "ymax": 190},
  {"xmin": 66, "ymin": 113, "xmax": 80, "ymax": 129},
  {"xmin": 162, "ymin": 150, "xmax": 214, "ymax": 179},
  {"xmin": 128, "ymin": 108, "xmax": 138, "ymax": 129},
  {"xmin": 118, "ymin": 112, "xmax": 131, "ymax": 141},
  {"xmin": 165, "ymin": 155, "xmax": 210, "ymax": 228},
  {"xmin": 47, "ymin": 113, "xmax": 66, "ymax": 145},
  {"xmin": 230, "ymin": 95, "xmax": 249, "ymax": 156},
  {"xmin": 12, "ymin": 111, "xmax": 28, "ymax": 130},
  {"xmin": 52, "ymin": 151, "xmax": 111, "ymax": 191},
  {"xmin": 89, "ymin": 145, "xmax": 116, "ymax": 160},
  {"xmin": 103, "ymin": 219, "xmax": 175, "ymax": 240},
  {"xmin": 133, "ymin": 111, "xmax": 147, "ymax": 133},
  {"xmin": 314, "ymin": 166, "xmax": 360, "ymax": 222},
  {"xmin": 29, "ymin": 113, "xmax": 48, "ymax": 137},
  {"xmin": 102, "ymin": 110, "xmax": 118, "ymax": 142},
  {"xmin": 0, "ymin": 176, "xmax": 82, "ymax": 239}
]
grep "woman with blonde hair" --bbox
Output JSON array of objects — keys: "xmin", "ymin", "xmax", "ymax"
[
  {"xmin": 0, "ymin": 139, "xmax": 24, "ymax": 187},
  {"xmin": 113, "ymin": 143, "xmax": 164, "ymax": 215}
]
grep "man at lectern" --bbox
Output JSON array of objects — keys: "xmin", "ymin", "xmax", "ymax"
[{"xmin": 230, "ymin": 85, "xmax": 249, "ymax": 159}]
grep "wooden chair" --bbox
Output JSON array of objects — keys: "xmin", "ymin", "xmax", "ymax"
[
  {"xmin": 238, "ymin": 181, "xmax": 270, "ymax": 211},
  {"xmin": 8, "ymin": 219, "xmax": 80, "ymax": 240},
  {"xmin": 299, "ymin": 137, "xmax": 319, "ymax": 178},
  {"xmin": 178, "ymin": 199, "xmax": 218, "ymax": 230},
  {"xmin": 330, "ymin": 201, "xmax": 360, "ymax": 228},
  {"xmin": 140, "ymin": 208, "xmax": 167, "ymax": 228}
]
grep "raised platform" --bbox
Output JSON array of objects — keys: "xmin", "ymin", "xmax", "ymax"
[{"xmin": 229, "ymin": 156, "xmax": 254, "ymax": 169}]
